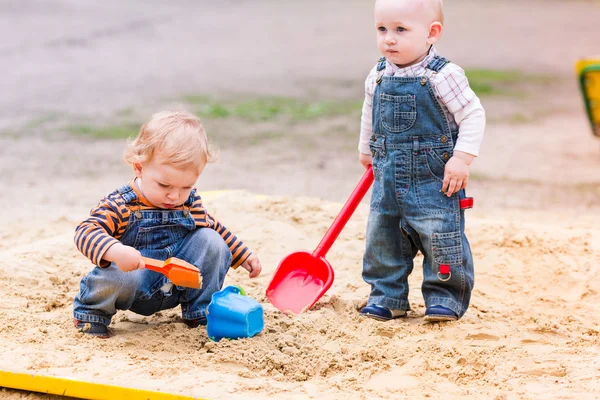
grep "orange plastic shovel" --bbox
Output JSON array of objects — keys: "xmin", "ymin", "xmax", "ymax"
[
  {"xmin": 266, "ymin": 166, "xmax": 374, "ymax": 314},
  {"xmin": 141, "ymin": 257, "xmax": 202, "ymax": 289}
]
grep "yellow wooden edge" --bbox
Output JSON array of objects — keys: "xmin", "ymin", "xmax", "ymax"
[
  {"xmin": 0, "ymin": 371, "xmax": 205, "ymax": 400},
  {"xmin": 576, "ymin": 58, "xmax": 600, "ymax": 75}
]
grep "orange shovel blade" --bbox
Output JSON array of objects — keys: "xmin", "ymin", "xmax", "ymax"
[{"xmin": 141, "ymin": 257, "xmax": 202, "ymax": 289}]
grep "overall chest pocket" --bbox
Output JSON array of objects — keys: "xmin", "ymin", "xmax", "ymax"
[
  {"xmin": 379, "ymin": 93, "xmax": 417, "ymax": 133},
  {"xmin": 133, "ymin": 218, "xmax": 195, "ymax": 250}
]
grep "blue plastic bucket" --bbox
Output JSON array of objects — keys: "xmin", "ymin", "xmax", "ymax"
[{"xmin": 206, "ymin": 286, "xmax": 264, "ymax": 342}]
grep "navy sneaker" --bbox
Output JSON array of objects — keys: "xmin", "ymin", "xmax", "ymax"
[
  {"xmin": 74, "ymin": 319, "xmax": 110, "ymax": 338},
  {"xmin": 360, "ymin": 305, "xmax": 406, "ymax": 321},
  {"xmin": 424, "ymin": 306, "xmax": 458, "ymax": 322}
]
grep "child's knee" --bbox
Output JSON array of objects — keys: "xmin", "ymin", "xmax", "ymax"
[
  {"xmin": 187, "ymin": 229, "xmax": 231, "ymax": 264},
  {"xmin": 79, "ymin": 266, "xmax": 142, "ymax": 302}
]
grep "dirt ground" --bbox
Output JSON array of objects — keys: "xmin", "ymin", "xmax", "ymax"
[{"xmin": 2, "ymin": 1, "xmax": 600, "ymax": 399}]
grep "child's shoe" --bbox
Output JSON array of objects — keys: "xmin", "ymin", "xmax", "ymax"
[
  {"xmin": 183, "ymin": 317, "xmax": 207, "ymax": 328},
  {"xmin": 424, "ymin": 305, "xmax": 458, "ymax": 322},
  {"xmin": 360, "ymin": 305, "xmax": 406, "ymax": 321},
  {"xmin": 73, "ymin": 319, "xmax": 109, "ymax": 338}
]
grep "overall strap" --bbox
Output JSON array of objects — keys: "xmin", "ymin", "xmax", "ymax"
[
  {"xmin": 116, "ymin": 183, "xmax": 138, "ymax": 203},
  {"xmin": 376, "ymin": 57, "xmax": 387, "ymax": 84},
  {"xmin": 184, "ymin": 188, "xmax": 196, "ymax": 206},
  {"xmin": 426, "ymin": 55, "xmax": 451, "ymax": 72}
]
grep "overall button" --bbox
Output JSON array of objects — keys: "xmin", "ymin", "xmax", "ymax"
[
  {"xmin": 440, "ymin": 135, "xmax": 448, "ymax": 143},
  {"xmin": 420, "ymin": 77, "xmax": 428, "ymax": 86},
  {"xmin": 371, "ymin": 149, "xmax": 376, "ymax": 156},
  {"xmin": 442, "ymin": 152, "xmax": 450, "ymax": 160},
  {"xmin": 371, "ymin": 135, "xmax": 376, "ymax": 142}
]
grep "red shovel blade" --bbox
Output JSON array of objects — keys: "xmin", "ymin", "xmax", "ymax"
[
  {"xmin": 265, "ymin": 251, "xmax": 334, "ymax": 314},
  {"xmin": 266, "ymin": 166, "xmax": 374, "ymax": 314}
]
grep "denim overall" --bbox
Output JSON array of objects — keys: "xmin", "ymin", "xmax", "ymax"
[
  {"xmin": 363, "ymin": 56, "xmax": 474, "ymax": 318},
  {"xmin": 73, "ymin": 183, "xmax": 232, "ymax": 326}
]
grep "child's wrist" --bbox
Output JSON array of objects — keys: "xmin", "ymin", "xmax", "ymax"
[
  {"xmin": 103, "ymin": 243, "xmax": 124, "ymax": 263},
  {"xmin": 452, "ymin": 151, "xmax": 475, "ymax": 166}
]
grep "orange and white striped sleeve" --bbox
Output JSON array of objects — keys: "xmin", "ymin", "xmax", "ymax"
[
  {"xmin": 74, "ymin": 192, "xmax": 128, "ymax": 267},
  {"xmin": 189, "ymin": 192, "xmax": 251, "ymax": 269}
]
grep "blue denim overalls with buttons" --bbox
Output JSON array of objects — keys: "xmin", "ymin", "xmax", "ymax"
[
  {"xmin": 73, "ymin": 183, "xmax": 232, "ymax": 326},
  {"xmin": 363, "ymin": 55, "xmax": 474, "ymax": 318}
]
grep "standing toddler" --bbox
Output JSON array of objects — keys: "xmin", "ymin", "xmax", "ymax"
[{"xmin": 359, "ymin": 0, "xmax": 485, "ymax": 322}]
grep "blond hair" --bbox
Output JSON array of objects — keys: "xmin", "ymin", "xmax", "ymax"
[{"xmin": 124, "ymin": 110, "xmax": 217, "ymax": 173}]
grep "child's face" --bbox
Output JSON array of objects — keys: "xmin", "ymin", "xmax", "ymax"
[
  {"xmin": 374, "ymin": 0, "xmax": 440, "ymax": 68},
  {"xmin": 133, "ymin": 158, "xmax": 203, "ymax": 209}
]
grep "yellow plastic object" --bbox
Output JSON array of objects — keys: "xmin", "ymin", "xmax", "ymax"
[
  {"xmin": 576, "ymin": 58, "xmax": 600, "ymax": 137},
  {"xmin": 0, "ymin": 371, "xmax": 204, "ymax": 400}
]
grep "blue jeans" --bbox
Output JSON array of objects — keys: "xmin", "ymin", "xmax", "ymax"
[
  {"xmin": 73, "ymin": 228, "xmax": 231, "ymax": 326},
  {"xmin": 362, "ymin": 140, "xmax": 475, "ymax": 317},
  {"xmin": 363, "ymin": 204, "xmax": 474, "ymax": 318}
]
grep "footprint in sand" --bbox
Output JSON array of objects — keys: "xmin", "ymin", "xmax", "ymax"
[{"xmin": 466, "ymin": 333, "xmax": 500, "ymax": 341}]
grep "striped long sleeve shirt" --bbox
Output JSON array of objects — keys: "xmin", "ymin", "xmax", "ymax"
[{"xmin": 74, "ymin": 180, "xmax": 250, "ymax": 269}]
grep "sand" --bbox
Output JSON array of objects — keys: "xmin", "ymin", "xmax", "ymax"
[{"xmin": 1, "ymin": 191, "xmax": 599, "ymax": 399}]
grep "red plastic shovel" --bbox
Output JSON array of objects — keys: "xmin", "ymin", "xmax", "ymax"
[{"xmin": 266, "ymin": 166, "xmax": 374, "ymax": 314}]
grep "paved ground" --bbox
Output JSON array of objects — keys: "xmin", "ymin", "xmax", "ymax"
[
  {"xmin": 2, "ymin": 0, "xmax": 600, "ymax": 210},
  {"xmin": 1, "ymin": 0, "xmax": 598, "ymax": 129}
]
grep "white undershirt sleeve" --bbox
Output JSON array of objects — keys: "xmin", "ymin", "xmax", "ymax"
[
  {"xmin": 359, "ymin": 70, "xmax": 377, "ymax": 155},
  {"xmin": 452, "ymin": 96, "xmax": 486, "ymax": 157},
  {"xmin": 434, "ymin": 67, "xmax": 486, "ymax": 157}
]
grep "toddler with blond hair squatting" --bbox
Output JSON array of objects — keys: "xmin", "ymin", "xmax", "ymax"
[
  {"xmin": 73, "ymin": 110, "xmax": 262, "ymax": 338},
  {"xmin": 359, "ymin": 0, "xmax": 485, "ymax": 322}
]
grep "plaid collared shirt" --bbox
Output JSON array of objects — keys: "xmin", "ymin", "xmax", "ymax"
[{"xmin": 359, "ymin": 46, "xmax": 485, "ymax": 156}]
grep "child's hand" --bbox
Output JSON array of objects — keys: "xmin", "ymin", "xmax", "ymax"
[
  {"xmin": 104, "ymin": 243, "xmax": 145, "ymax": 272},
  {"xmin": 442, "ymin": 151, "xmax": 475, "ymax": 197},
  {"xmin": 241, "ymin": 254, "xmax": 262, "ymax": 278},
  {"xmin": 359, "ymin": 152, "xmax": 372, "ymax": 169}
]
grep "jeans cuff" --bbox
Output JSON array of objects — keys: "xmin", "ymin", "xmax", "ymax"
[
  {"xmin": 182, "ymin": 310, "xmax": 206, "ymax": 321},
  {"xmin": 73, "ymin": 312, "xmax": 112, "ymax": 326},
  {"xmin": 367, "ymin": 296, "xmax": 410, "ymax": 311}
]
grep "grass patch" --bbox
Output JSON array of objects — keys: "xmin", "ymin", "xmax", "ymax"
[
  {"xmin": 508, "ymin": 113, "xmax": 533, "ymax": 124},
  {"xmin": 1, "ymin": 113, "xmax": 63, "ymax": 137},
  {"xmin": 23, "ymin": 113, "xmax": 62, "ymax": 130},
  {"xmin": 68, "ymin": 123, "xmax": 140, "ymax": 139},
  {"xmin": 241, "ymin": 131, "xmax": 286, "ymax": 146},
  {"xmin": 574, "ymin": 182, "xmax": 600, "ymax": 194},
  {"xmin": 465, "ymin": 69, "xmax": 553, "ymax": 97},
  {"xmin": 468, "ymin": 172, "xmax": 491, "ymax": 181},
  {"xmin": 183, "ymin": 96, "xmax": 363, "ymax": 122}
]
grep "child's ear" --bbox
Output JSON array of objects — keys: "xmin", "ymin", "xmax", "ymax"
[
  {"xmin": 133, "ymin": 162, "xmax": 143, "ymax": 178},
  {"xmin": 427, "ymin": 22, "xmax": 443, "ymax": 44}
]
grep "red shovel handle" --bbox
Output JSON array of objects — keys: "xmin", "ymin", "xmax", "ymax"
[{"xmin": 312, "ymin": 166, "xmax": 374, "ymax": 259}]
